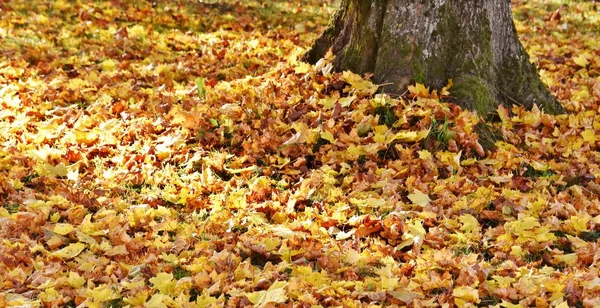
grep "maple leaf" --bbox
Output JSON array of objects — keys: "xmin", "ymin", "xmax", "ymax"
[
  {"xmin": 294, "ymin": 62, "xmax": 313, "ymax": 74},
  {"xmin": 340, "ymin": 71, "xmax": 379, "ymax": 95},
  {"xmin": 196, "ymin": 293, "xmax": 218, "ymax": 307},
  {"xmin": 246, "ymin": 281, "xmax": 288, "ymax": 306},
  {"xmin": 149, "ymin": 272, "xmax": 176, "ymax": 295},
  {"xmin": 573, "ymin": 54, "xmax": 589, "ymax": 67},
  {"xmin": 320, "ymin": 131, "xmax": 335, "ymax": 143},
  {"xmin": 452, "ymin": 286, "xmax": 480, "ymax": 305},
  {"xmin": 53, "ymin": 223, "xmax": 75, "ymax": 235},
  {"xmin": 408, "ymin": 189, "xmax": 431, "ymax": 207},
  {"xmin": 66, "ymin": 272, "xmax": 86, "ymax": 288},
  {"xmin": 50, "ymin": 242, "xmax": 86, "ymax": 259},
  {"xmin": 408, "ymin": 83, "xmax": 430, "ymax": 98},
  {"xmin": 145, "ymin": 294, "xmax": 170, "ymax": 308},
  {"xmin": 86, "ymin": 284, "xmax": 121, "ymax": 302},
  {"xmin": 459, "ymin": 214, "xmax": 480, "ymax": 233}
]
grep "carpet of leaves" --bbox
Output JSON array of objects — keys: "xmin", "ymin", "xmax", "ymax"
[{"xmin": 1, "ymin": 0, "xmax": 600, "ymax": 307}]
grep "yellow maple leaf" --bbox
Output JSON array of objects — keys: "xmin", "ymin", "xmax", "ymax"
[
  {"xmin": 388, "ymin": 130, "xmax": 429, "ymax": 144},
  {"xmin": 453, "ymin": 286, "xmax": 480, "ymax": 305},
  {"xmin": 271, "ymin": 225, "xmax": 295, "ymax": 239},
  {"xmin": 499, "ymin": 301, "xmax": 526, "ymax": 308},
  {"xmin": 282, "ymin": 130, "xmax": 308, "ymax": 147},
  {"xmin": 246, "ymin": 281, "xmax": 288, "ymax": 306},
  {"xmin": 38, "ymin": 162, "xmax": 69, "ymax": 177},
  {"xmin": 573, "ymin": 54, "xmax": 589, "ymax": 67},
  {"xmin": 398, "ymin": 219, "xmax": 427, "ymax": 249},
  {"xmin": 87, "ymin": 284, "xmax": 120, "ymax": 302},
  {"xmin": 128, "ymin": 25, "xmax": 147, "ymax": 39},
  {"xmin": 508, "ymin": 216, "xmax": 540, "ymax": 234},
  {"xmin": 149, "ymin": 272, "xmax": 176, "ymax": 295},
  {"xmin": 38, "ymin": 287, "xmax": 60, "ymax": 303},
  {"xmin": 320, "ymin": 131, "xmax": 336, "ymax": 143},
  {"xmin": 100, "ymin": 59, "xmax": 116, "ymax": 71},
  {"xmin": 408, "ymin": 83, "xmax": 430, "ymax": 98},
  {"xmin": 438, "ymin": 150, "xmax": 462, "ymax": 172},
  {"xmin": 339, "ymin": 95, "xmax": 356, "ymax": 107},
  {"xmin": 144, "ymin": 294, "xmax": 168, "ymax": 308},
  {"xmin": 510, "ymin": 245, "xmax": 523, "ymax": 258},
  {"xmin": 67, "ymin": 272, "xmax": 86, "ymax": 288},
  {"xmin": 53, "ymin": 223, "xmax": 75, "ymax": 235},
  {"xmin": 50, "ymin": 242, "xmax": 86, "ymax": 259},
  {"xmin": 554, "ymin": 253, "xmax": 578, "ymax": 266},
  {"xmin": 582, "ymin": 129, "xmax": 597, "ymax": 143},
  {"xmin": 319, "ymin": 96, "xmax": 338, "ymax": 109},
  {"xmin": 418, "ymin": 150, "xmax": 432, "ymax": 160},
  {"xmin": 522, "ymin": 105, "xmax": 541, "ymax": 126},
  {"xmin": 81, "ymin": 214, "xmax": 108, "ymax": 236},
  {"xmin": 340, "ymin": 71, "xmax": 379, "ymax": 95},
  {"xmin": 196, "ymin": 292, "xmax": 218, "ymax": 308},
  {"xmin": 264, "ymin": 238, "xmax": 281, "ymax": 252},
  {"xmin": 459, "ymin": 214, "xmax": 479, "ymax": 233},
  {"xmin": 567, "ymin": 213, "xmax": 590, "ymax": 233},
  {"xmin": 408, "ymin": 189, "xmax": 431, "ymax": 207},
  {"xmin": 294, "ymin": 62, "xmax": 312, "ymax": 74},
  {"xmin": 124, "ymin": 290, "xmax": 151, "ymax": 306},
  {"xmin": 381, "ymin": 277, "xmax": 399, "ymax": 290}
]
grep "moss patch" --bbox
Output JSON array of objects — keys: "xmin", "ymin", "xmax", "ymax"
[
  {"xmin": 413, "ymin": 58, "xmax": 426, "ymax": 84},
  {"xmin": 498, "ymin": 55, "xmax": 564, "ymax": 114},
  {"xmin": 452, "ymin": 76, "xmax": 497, "ymax": 118}
]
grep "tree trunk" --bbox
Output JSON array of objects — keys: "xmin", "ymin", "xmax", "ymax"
[{"xmin": 304, "ymin": 0, "xmax": 564, "ymax": 117}]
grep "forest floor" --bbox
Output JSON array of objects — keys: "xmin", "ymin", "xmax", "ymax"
[{"xmin": 1, "ymin": 0, "xmax": 600, "ymax": 307}]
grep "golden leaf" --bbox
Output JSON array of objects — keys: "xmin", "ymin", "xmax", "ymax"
[
  {"xmin": 554, "ymin": 253, "xmax": 578, "ymax": 266},
  {"xmin": 196, "ymin": 292, "xmax": 218, "ymax": 308},
  {"xmin": 418, "ymin": 150, "xmax": 432, "ymax": 160},
  {"xmin": 339, "ymin": 95, "xmax": 356, "ymax": 108},
  {"xmin": 452, "ymin": 286, "xmax": 480, "ymax": 304},
  {"xmin": 53, "ymin": 223, "xmax": 75, "ymax": 235},
  {"xmin": 149, "ymin": 272, "xmax": 176, "ymax": 295},
  {"xmin": 67, "ymin": 272, "xmax": 86, "ymax": 289},
  {"xmin": 582, "ymin": 129, "xmax": 597, "ymax": 143},
  {"xmin": 294, "ymin": 62, "xmax": 312, "ymax": 74},
  {"xmin": 320, "ymin": 131, "xmax": 336, "ymax": 143},
  {"xmin": 340, "ymin": 71, "xmax": 379, "ymax": 95},
  {"xmin": 100, "ymin": 59, "xmax": 116, "ymax": 71},
  {"xmin": 408, "ymin": 189, "xmax": 431, "ymax": 207},
  {"xmin": 271, "ymin": 225, "xmax": 295, "ymax": 239},
  {"xmin": 390, "ymin": 130, "xmax": 429, "ymax": 143},
  {"xmin": 573, "ymin": 54, "xmax": 589, "ymax": 67},
  {"xmin": 50, "ymin": 242, "xmax": 86, "ymax": 259},
  {"xmin": 407, "ymin": 83, "xmax": 430, "ymax": 98},
  {"xmin": 246, "ymin": 281, "xmax": 288, "ymax": 306},
  {"xmin": 87, "ymin": 284, "xmax": 120, "ymax": 302},
  {"xmin": 459, "ymin": 214, "xmax": 479, "ymax": 233}
]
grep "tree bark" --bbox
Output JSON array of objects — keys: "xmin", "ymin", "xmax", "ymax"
[{"xmin": 304, "ymin": 0, "xmax": 564, "ymax": 117}]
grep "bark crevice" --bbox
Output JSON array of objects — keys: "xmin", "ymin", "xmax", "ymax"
[{"xmin": 371, "ymin": 0, "xmax": 390, "ymax": 76}]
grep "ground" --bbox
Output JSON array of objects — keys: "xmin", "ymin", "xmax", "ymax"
[{"xmin": 1, "ymin": 0, "xmax": 600, "ymax": 307}]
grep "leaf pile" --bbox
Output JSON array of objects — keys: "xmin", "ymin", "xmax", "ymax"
[{"xmin": 1, "ymin": 0, "xmax": 600, "ymax": 307}]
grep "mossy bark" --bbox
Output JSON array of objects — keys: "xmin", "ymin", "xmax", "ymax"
[{"xmin": 304, "ymin": 0, "xmax": 564, "ymax": 117}]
